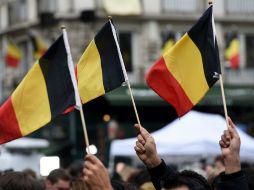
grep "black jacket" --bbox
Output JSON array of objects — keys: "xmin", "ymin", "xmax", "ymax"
[{"xmin": 148, "ymin": 160, "xmax": 249, "ymax": 190}]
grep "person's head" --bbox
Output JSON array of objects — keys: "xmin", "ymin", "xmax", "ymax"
[
  {"xmin": 128, "ymin": 168, "xmax": 155, "ymax": 189},
  {"xmin": 23, "ymin": 168, "xmax": 37, "ymax": 179},
  {"xmin": 71, "ymin": 179, "xmax": 88, "ymax": 190},
  {"xmin": 161, "ymin": 170, "xmax": 212, "ymax": 190},
  {"xmin": 0, "ymin": 171, "xmax": 36, "ymax": 190},
  {"xmin": 46, "ymin": 168, "xmax": 71, "ymax": 190},
  {"xmin": 107, "ymin": 120, "xmax": 120, "ymax": 140},
  {"xmin": 68, "ymin": 160, "xmax": 84, "ymax": 181}
]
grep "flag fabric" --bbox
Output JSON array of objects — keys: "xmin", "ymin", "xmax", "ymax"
[
  {"xmin": 31, "ymin": 35, "xmax": 47, "ymax": 60},
  {"xmin": 161, "ymin": 32, "xmax": 175, "ymax": 55},
  {"xmin": 0, "ymin": 35, "xmax": 76, "ymax": 144},
  {"xmin": 77, "ymin": 21, "xmax": 126, "ymax": 104},
  {"xmin": 146, "ymin": 6, "xmax": 221, "ymax": 117},
  {"xmin": 224, "ymin": 33, "xmax": 240, "ymax": 69},
  {"xmin": 5, "ymin": 41, "xmax": 22, "ymax": 68}
]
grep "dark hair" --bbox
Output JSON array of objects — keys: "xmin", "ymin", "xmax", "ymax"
[
  {"xmin": 68, "ymin": 161, "xmax": 84, "ymax": 181},
  {"xmin": 0, "ymin": 171, "xmax": 36, "ymax": 190},
  {"xmin": 128, "ymin": 169, "xmax": 151, "ymax": 188},
  {"xmin": 47, "ymin": 168, "xmax": 70, "ymax": 184},
  {"xmin": 162, "ymin": 170, "xmax": 212, "ymax": 190}
]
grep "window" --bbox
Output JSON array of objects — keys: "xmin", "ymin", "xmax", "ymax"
[
  {"xmin": 119, "ymin": 32, "xmax": 133, "ymax": 72},
  {"xmin": 8, "ymin": 0, "xmax": 27, "ymax": 26},
  {"xmin": 246, "ymin": 35, "xmax": 254, "ymax": 68},
  {"xmin": 225, "ymin": 0, "xmax": 254, "ymax": 15},
  {"xmin": 162, "ymin": 0, "xmax": 200, "ymax": 13},
  {"xmin": 37, "ymin": 0, "xmax": 57, "ymax": 13}
]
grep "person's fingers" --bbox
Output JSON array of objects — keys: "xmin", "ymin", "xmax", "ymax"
[
  {"xmin": 136, "ymin": 141, "xmax": 145, "ymax": 151},
  {"xmin": 134, "ymin": 124, "xmax": 141, "ymax": 133},
  {"xmin": 137, "ymin": 134, "xmax": 145, "ymax": 145},
  {"xmin": 223, "ymin": 130, "xmax": 231, "ymax": 140},
  {"xmin": 84, "ymin": 160, "xmax": 95, "ymax": 170},
  {"xmin": 219, "ymin": 139, "xmax": 229, "ymax": 148},
  {"xmin": 134, "ymin": 146, "xmax": 144, "ymax": 154},
  {"xmin": 83, "ymin": 169, "xmax": 94, "ymax": 183},
  {"xmin": 84, "ymin": 175, "xmax": 89, "ymax": 182},
  {"xmin": 85, "ymin": 154, "xmax": 103, "ymax": 167},
  {"xmin": 140, "ymin": 126, "xmax": 151, "ymax": 141},
  {"xmin": 221, "ymin": 134, "xmax": 230, "ymax": 146}
]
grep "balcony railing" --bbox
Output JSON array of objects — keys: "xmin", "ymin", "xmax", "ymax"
[
  {"xmin": 161, "ymin": 0, "xmax": 203, "ymax": 13},
  {"xmin": 225, "ymin": 0, "xmax": 254, "ymax": 15}
]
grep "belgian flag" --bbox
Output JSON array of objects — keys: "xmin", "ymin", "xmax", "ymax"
[
  {"xmin": 224, "ymin": 33, "xmax": 240, "ymax": 70},
  {"xmin": 146, "ymin": 6, "xmax": 221, "ymax": 117},
  {"xmin": 31, "ymin": 35, "xmax": 47, "ymax": 60},
  {"xmin": 0, "ymin": 35, "xmax": 75, "ymax": 144},
  {"xmin": 77, "ymin": 21, "xmax": 126, "ymax": 103},
  {"xmin": 5, "ymin": 41, "xmax": 22, "ymax": 68}
]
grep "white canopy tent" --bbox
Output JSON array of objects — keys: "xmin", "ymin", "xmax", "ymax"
[
  {"xmin": 110, "ymin": 111, "xmax": 254, "ymax": 164},
  {"xmin": 0, "ymin": 137, "xmax": 50, "ymax": 174},
  {"xmin": 4, "ymin": 137, "xmax": 49, "ymax": 149}
]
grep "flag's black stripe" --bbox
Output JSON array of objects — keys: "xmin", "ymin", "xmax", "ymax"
[
  {"xmin": 39, "ymin": 35, "xmax": 75, "ymax": 117},
  {"xmin": 188, "ymin": 6, "xmax": 221, "ymax": 88},
  {"xmin": 30, "ymin": 35, "xmax": 39, "ymax": 53},
  {"xmin": 94, "ymin": 22, "xmax": 125, "ymax": 92}
]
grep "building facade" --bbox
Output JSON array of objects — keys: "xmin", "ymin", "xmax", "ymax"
[{"xmin": 0, "ymin": 0, "xmax": 254, "ymax": 164}]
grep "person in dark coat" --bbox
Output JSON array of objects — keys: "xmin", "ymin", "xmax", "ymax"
[{"xmin": 134, "ymin": 117, "xmax": 249, "ymax": 190}]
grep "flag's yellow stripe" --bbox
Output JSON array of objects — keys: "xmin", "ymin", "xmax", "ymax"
[
  {"xmin": 225, "ymin": 39, "xmax": 239, "ymax": 59},
  {"xmin": 77, "ymin": 39, "xmax": 105, "ymax": 103},
  {"xmin": 163, "ymin": 33, "xmax": 209, "ymax": 105},
  {"xmin": 7, "ymin": 43, "xmax": 22, "ymax": 59},
  {"xmin": 12, "ymin": 61, "xmax": 51, "ymax": 136}
]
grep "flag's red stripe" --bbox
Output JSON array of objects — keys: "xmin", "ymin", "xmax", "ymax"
[
  {"xmin": 5, "ymin": 55, "xmax": 20, "ymax": 68},
  {"xmin": 146, "ymin": 57, "xmax": 193, "ymax": 116},
  {"xmin": 230, "ymin": 53, "xmax": 239, "ymax": 69},
  {"xmin": 0, "ymin": 97, "xmax": 22, "ymax": 144}
]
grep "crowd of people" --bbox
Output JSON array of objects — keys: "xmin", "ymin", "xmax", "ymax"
[{"xmin": 0, "ymin": 117, "xmax": 253, "ymax": 190}]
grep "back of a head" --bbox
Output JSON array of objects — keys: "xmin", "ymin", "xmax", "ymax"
[
  {"xmin": 162, "ymin": 170, "xmax": 212, "ymax": 190},
  {"xmin": 72, "ymin": 179, "xmax": 88, "ymax": 190},
  {"xmin": 128, "ymin": 169, "xmax": 155, "ymax": 190},
  {"xmin": 68, "ymin": 161, "xmax": 84, "ymax": 181},
  {"xmin": 0, "ymin": 171, "xmax": 36, "ymax": 190},
  {"xmin": 47, "ymin": 168, "xmax": 70, "ymax": 184}
]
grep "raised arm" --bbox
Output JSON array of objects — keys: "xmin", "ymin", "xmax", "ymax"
[
  {"xmin": 134, "ymin": 124, "xmax": 161, "ymax": 168},
  {"xmin": 216, "ymin": 117, "xmax": 249, "ymax": 190},
  {"xmin": 83, "ymin": 154, "xmax": 113, "ymax": 190}
]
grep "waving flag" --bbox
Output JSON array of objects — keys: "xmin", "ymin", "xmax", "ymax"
[
  {"xmin": 77, "ymin": 21, "xmax": 126, "ymax": 104},
  {"xmin": 0, "ymin": 35, "xmax": 76, "ymax": 144},
  {"xmin": 224, "ymin": 33, "xmax": 240, "ymax": 70},
  {"xmin": 5, "ymin": 41, "xmax": 22, "ymax": 68},
  {"xmin": 31, "ymin": 35, "xmax": 47, "ymax": 60},
  {"xmin": 146, "ymin": 6, "xmax": 221, "ymax": 117}
]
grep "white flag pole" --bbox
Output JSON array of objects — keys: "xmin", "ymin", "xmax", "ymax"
[
  {"xmin": 109, "ymin": 18, "xmax": 141, "ymax": 127},
  {"xmin": 61, "ymin": 26, "xmax": 91, "ymax": 154},
  {"xmin": 210, "ymin": 1, "xmax": 229, "ymax": 129}
]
